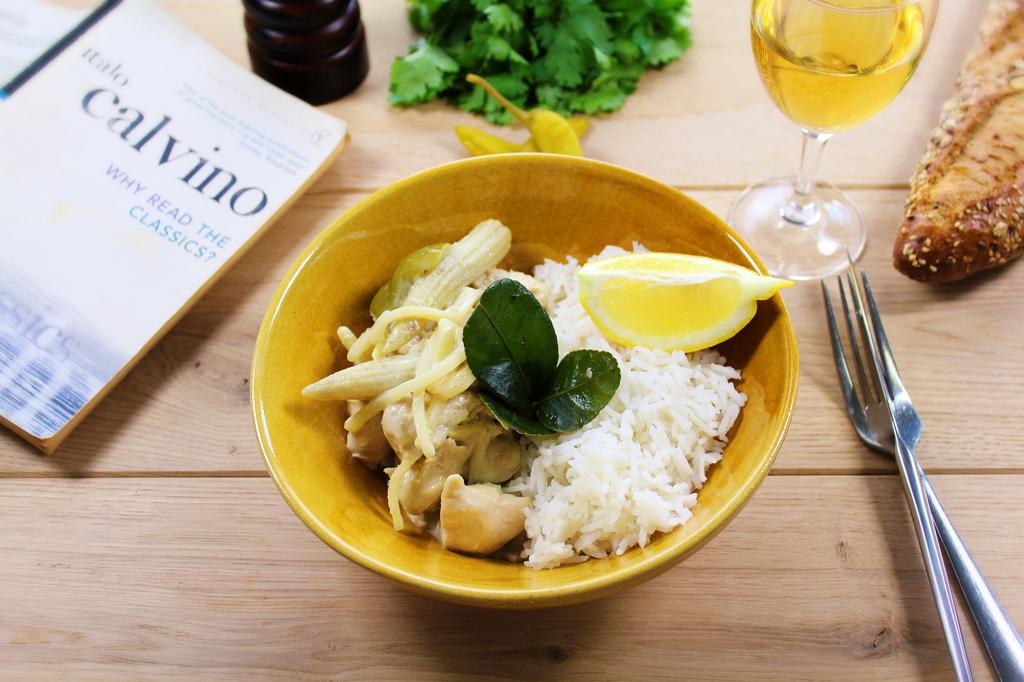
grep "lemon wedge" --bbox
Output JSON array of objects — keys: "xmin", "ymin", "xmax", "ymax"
[{"xmin": 577, "ymin": 253, "xmax": 792, "ymax": 352}]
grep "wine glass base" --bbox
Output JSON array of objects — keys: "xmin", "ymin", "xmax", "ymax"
[{"xmin": 727, "ymin": 176, "xmax": 866, "ymax": 280}]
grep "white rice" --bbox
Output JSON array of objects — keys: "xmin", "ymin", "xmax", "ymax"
[{"xmin": 503, "ymin": 246, "xmax": 747, "ymax": 569}]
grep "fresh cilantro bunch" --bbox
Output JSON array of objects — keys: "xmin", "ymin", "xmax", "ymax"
[{"xmin": 389, "ymin": 0, "xmax": 693, "ymax": 124}]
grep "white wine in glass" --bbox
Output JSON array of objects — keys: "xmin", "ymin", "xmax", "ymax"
[{"xmin": 729, "ymin": 0, "xmax": 938, "ymax": 279}]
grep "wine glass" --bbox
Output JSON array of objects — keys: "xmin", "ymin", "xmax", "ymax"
[{"xmin": 729, "ymin": 0, "xmax": 938, "ymax": 280}]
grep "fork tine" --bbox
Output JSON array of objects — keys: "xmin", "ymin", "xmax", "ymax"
[
  {"xmin": 860, "ymin": 272, "xmax": 908, "ymax": 399},
  {"xmin": 845, "ymin": 271, "xmax": 886, "ymax": 403},
  {"xmin": 837, "ymin": 275, "xmax": 876, "ymax": 406},
  {"xmin": 820, "ymin": 282, "xmax": 861, "ymax": 415},
  {"xmin": 846, "ymin": 266, "xmax": 892, "ymax": 407}
]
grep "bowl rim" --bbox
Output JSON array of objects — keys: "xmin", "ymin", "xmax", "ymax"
[{"xmin": 251, "ymin": 154, "xmax": 799, "ymax": 608}]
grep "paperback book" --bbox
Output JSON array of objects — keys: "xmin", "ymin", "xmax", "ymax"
[{"xmin": 0, "ymin": 0, "xmax": 349, "ymax": 451}]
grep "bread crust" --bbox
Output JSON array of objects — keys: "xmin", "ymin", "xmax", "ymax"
[{"xmin": 895, "ymin": 0, "xmax": 1024, "ymax": 283}]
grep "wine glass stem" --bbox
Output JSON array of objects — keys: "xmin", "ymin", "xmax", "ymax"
[{"xmin": 783, "ymin": 130, "xmax": 832, "ymax": 226}]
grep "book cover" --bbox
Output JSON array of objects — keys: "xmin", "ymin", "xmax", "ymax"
[{"xmin": 0, "ymin": 0, "xmax": 349, "ymax": 452}]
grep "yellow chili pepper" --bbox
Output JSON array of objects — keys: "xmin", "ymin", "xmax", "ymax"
[
  {"xmin": 518, "ymin": 119, "xmax": 588, "ymax": 152},
  {"xmin": 455, "ymin": 125, "xmax": 522, "ymax": 156},
  {"xmin": 454, "ymin": 112, "xmax": 589, "ymax": 157},
  {"xmin": 519, "ymin": 138, "xmax": 539, "ymax": 152},
  {"xmin": 466, "ymin": 74, "xmax": 582, "ymax": 156},
  {"xmin": 568, "ymin": 117, "xmax": 589, "ymax": 137}
]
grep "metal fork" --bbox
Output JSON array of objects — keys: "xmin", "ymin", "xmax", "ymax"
[
  {"xmin": 823, "ymin": 266, "xmax": 1024, "ymax": 681},
  {"xmin": 821, "ymin": 264, "xmax": 972, "ymax": 681}
]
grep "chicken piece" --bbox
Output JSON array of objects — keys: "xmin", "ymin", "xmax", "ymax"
[
  {"xmin": 383, "ymin": 392, "xmax": 502, "ymax": 514},
  {"xmin": 434, "ymin": 392, "xmax": 487, "ymax": 441},
  {"xmin": 345, "ymin": 400, "xmax": 392, "ymax": 469},
  {"xmin": 398, "ymin": 438, "xmax": 471, "ymax": 514},
  {"xmin": 381, "ymin": 400, "xmax": 418, "ymax": 462},
  {"xmin": 466, "ymin": 431, "xmax": 522, "ymax": 484},
  {"xmin": 440, "ymin": 475, "xmax": 530, "ymax": 556},
  {"xmin": 474, "ymin": 269, "xmax": 550, "ymax": 308},
  {"xmin": 381, "ymin": 393, "xmax": 484, "ymax": 461}
]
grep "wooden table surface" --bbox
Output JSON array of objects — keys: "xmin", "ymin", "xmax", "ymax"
[{"xmin": 3, "ymin": 2, "xmax": 1022, "ymax": 680}]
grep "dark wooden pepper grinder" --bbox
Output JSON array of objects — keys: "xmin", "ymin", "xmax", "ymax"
[{"xmin": 244, "ymin": 0, "xmax": 369, "ymax": 105}]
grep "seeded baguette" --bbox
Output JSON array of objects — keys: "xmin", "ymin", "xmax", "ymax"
[{"xmin": 895, "ymin": 0, "xmax": 1024, "ymax": 283}]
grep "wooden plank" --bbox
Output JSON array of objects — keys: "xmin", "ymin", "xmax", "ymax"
[
  {"xmin": 3, "ymin": 189, "xmax": 1022, "ymax": 475},
  {"xmin": 0, "ymin": 475, "xmax": 1020, "ymax": 680},
  {"xmin": 158, "ymin": 0, "xmax": 988, "ymax": 190}
]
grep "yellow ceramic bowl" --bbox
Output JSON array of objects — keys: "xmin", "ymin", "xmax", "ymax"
[{"xmin": 252, "ymin": 155, "xmax": 798, "ymax": 609}]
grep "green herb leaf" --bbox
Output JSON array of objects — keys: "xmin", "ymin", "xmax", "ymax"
[
  {"xmin": 388, "ymin": 41, "xmax": 460, "ymax": 105},
  {"xmin": 390, "ymin": 0, "xmax": 692, "ymax": 120},
  {"xmin": 562, "ymin": 4, "xmax": 613, "ymax": 55},
  {"xmin": 536, "ymin": 350, "xmax": 620, "ymax": 432},
  {"xmin": 463, "ymin": 280, "xmax": 621, "ymax": 436},
  {"xmin": 485, "ymin": 35, "xmax": 529, "ymax": 66},
  {"xmin": 533, "ymin": 29, "xmax": 586, "ymax": 88},
  {"xmin": 463, "ymin": 279, "xmax": 558, "ymax": 413},
  {"xmin": 479, "ymin": 393, "xmax": 554, "ymax": 436},
  {"xmin": 484, "ymin": 4, "xmax": 524, "ymax": 34},
  {"xmin": 648, "ymin": 37, "xmax": 685, "ymax": 67},
  {"xmin": 614, "ymin": 37, "xmax": 641, "ymax": 64}
]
